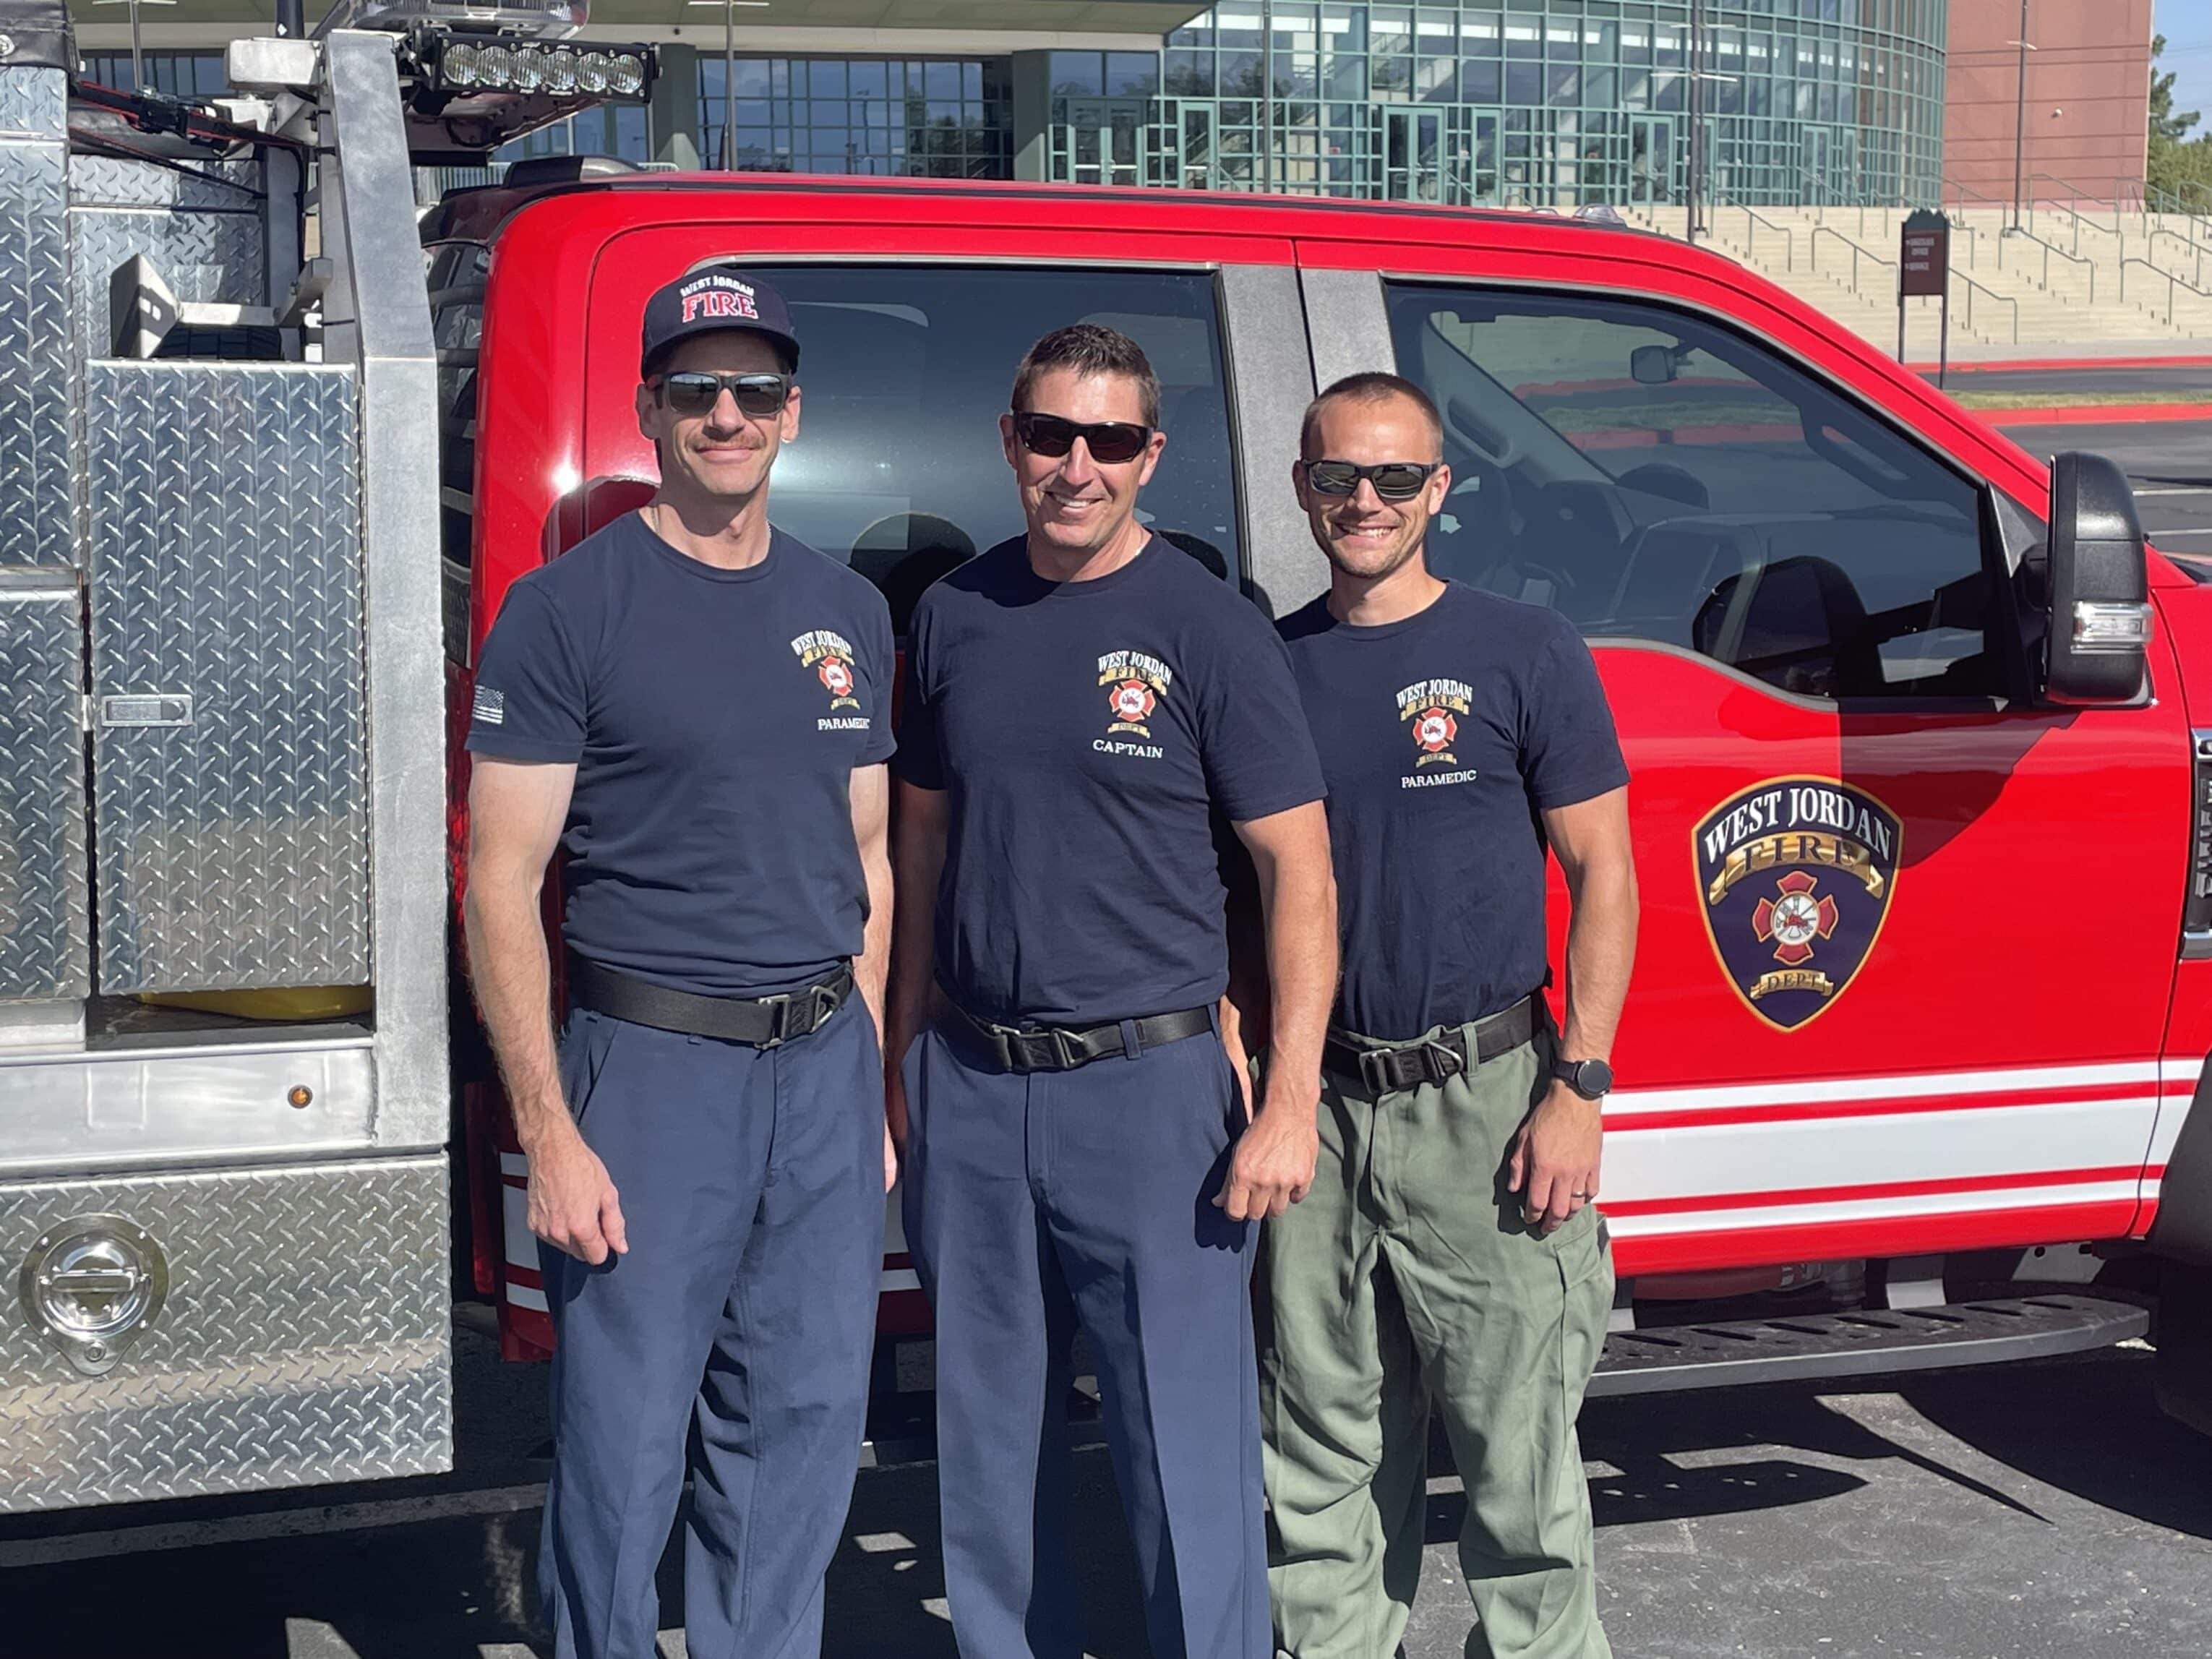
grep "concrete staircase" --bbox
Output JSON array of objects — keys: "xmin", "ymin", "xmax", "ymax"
[{"xmin": 1621, "ymin": 202, "xmax": 2212, "ymax": 356}]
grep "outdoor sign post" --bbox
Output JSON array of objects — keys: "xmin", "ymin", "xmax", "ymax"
[{"xmin": 1899, "ymin": 207, "xmax": 1952, "ymax": 385}]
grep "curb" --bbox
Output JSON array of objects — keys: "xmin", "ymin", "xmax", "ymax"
[
  {"xmin": 1915, "ymin": 354, "xmax": 2212, "ymax": 374},
  {"xmin": 1977, "ymin": 403, "xmax": 2212, "ymax": 427}
]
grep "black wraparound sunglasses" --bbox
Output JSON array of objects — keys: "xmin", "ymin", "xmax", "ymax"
[
  {"xmin": 1011, "ymin": 411, "xmax": 1154, "ymax": 464},
  {"xmin": 1302, "ymin": 458, "xmax": 1441, "ymax": 500},
  {"xmin": 653, "ymin": 370, "xmax": 794, "ymax": 418}
]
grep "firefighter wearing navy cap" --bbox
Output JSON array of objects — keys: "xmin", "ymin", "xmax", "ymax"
[
  {"xmin": 884, "ymin": 324, "xmax": 1339, "ymax": 1659},
  {"xmin": 463, "ymin": 265, "xmax": 896, "ymax": 1659},
  {"xmin": 1249, "ymin": 372, "xmax": 1638, "ymax": 1659}
]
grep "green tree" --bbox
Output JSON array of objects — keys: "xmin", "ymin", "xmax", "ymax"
[
  {"xmin": 2152, "ymin": 33, "xmax": 2199, "ymax": 143},
  {"xmin": 2148, "ymin": 33, "xmax": 2212, "ymax": 205}
]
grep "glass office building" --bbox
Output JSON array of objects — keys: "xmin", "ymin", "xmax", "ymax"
[
  {"xmin": 1055, "ymin": 1, "xmax": 1948, "ymax": 206},
  {"xmin": 695, "ymin": 56, "xmax": 1013, "ymax": 179},
  {"xmin": 690, "ymin": 3, "xmax": 1950, "ymax": 208},
  {"xmin": 86, "ymin": 1, "xmax": 1948, "ymax": 209}
]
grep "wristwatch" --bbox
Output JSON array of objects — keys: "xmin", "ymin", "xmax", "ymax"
[{"xmin": 1552, "ymin": 1057, "xmax": 1613, "ymax": 1101}]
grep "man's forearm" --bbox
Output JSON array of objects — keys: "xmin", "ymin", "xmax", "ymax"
[
  {"xmin": 1255, "ymin": 855, "xmax": 1337, "ymax": 1112},
  {"xmin": 854, "ymin": 846, "xmax": 893, "ymax": 1039},
  {"xmin": 1559, "ymin": 857, "xmax": 1637, "ymax": 1062},
  {"xmin": 464, "ymin": 878, "xmax": 570, "ymax": 1153},
  {"xmin": 885, "ymin": 800, "xmax": 948, "ymax": 1064}
]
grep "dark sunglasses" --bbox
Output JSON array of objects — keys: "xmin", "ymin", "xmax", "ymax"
[
  {"xmin": 1012, "ymin": 411, "xmax": 1154, "ymax": 465},
  {"xmin": 1303, "ymin": 459, "xmax": 1441, "ymax": 501},
  {"xmin": 653, "ymin": 370, "xmax": 793, "ymax": 418}
]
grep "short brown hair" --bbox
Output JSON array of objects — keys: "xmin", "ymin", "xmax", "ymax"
[
  {"xmin": 1300, "ymin": 372, "xmax": 1444, "ymax": 460},
  {"xmin": 1010, "ymin": 324, "xmax": 1161, "ymax": 430}
]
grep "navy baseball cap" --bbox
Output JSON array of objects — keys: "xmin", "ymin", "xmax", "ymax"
[{"xmin": 639, "ymin": 263, "xmax": 801, "ymax": 377}]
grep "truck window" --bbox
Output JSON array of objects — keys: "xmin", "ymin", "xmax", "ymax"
[
  {"xmin": 1383, "ymin": 283, "xmax": 1997, "ymax": 702},
  {"xmin": 428, "ymin": 239, "xmax": 490, "ymax": 666},
  {"xmin": 734, "ymin": 265, "xmax": 1240, "ymax": 630}
]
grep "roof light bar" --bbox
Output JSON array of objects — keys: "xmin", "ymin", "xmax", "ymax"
[{"xmin": 420, "ymin": 33, "xmax": 655, "ymax": 105}]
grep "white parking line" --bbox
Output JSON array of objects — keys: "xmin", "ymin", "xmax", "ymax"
[
  {"xmin": 2135, "ymin": 488, "xmax": 2212, "ymax": 496},
  {"xmin": 2151, "ymin": 527, "xmax": 2212, "ymax": 538}
]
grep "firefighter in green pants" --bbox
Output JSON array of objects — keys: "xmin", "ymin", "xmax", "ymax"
[{"xmin": 1234, "ymin": 372, "xmax": 1639, "ymax": 1659}]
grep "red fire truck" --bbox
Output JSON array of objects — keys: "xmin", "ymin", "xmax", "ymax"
[
  {"xmin": 3, "ymin": 0, "xmax": 2208, "ymax": 1520},
  {"xmin": 427, "ymin": 167, "xmax": 2212, "ymax": 1424}
]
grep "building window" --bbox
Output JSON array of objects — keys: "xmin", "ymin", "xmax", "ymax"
[
  {"xmin": 696, "ymin": 56, "xmax": 1011, "ymax": 179},
  {"xmin": 493, "ymin": 104, "xmax": 655, "ymax": 166},
  {"xmin": 1123, "ymin": 2, "xmax": 1947, "ymax": 207},
  {"xmin": 80, "ymin": 51, "xmax": 228, "ymax": 97}
]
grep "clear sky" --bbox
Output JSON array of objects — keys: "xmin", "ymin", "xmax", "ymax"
[{"xmin": 2155, "ymin": 0, "xmax": 2212, "ymax": 132}]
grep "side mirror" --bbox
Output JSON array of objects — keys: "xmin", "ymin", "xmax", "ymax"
[
  {"xmin": 2044, "ymin": 451, "xmax": 2151, "ymax": 705},
  {"xmin": 1629, "ymin": 345, "xmax": 1677, "ymax": 386}
]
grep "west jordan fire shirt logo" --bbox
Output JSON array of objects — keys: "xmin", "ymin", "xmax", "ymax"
[
  {"xmin": 1396, "ymin": 677, "xmax": 1474, "ymax": 768},
  {"xmin": 1098, "ymin": 649, "xmax": 1173, "ymax": 742},
  {"xmin": 791, "ymin": 630, "xmax": 861, "ymax": 711},
  {"xmin": 1693, "ymin": 776, "xmax": 1903, "ymax": 1031}
]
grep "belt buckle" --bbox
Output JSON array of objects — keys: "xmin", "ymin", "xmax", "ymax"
[
  {"xmin": 1047, "ymin": 1027, "xmax": 1082, "ymax": 1071},
  {"xmin": 1420, "ymin": 1037, "xmax": 1466, "ymax": 1084},
  {"xmin": 1355, "ymin": 1047, "xmax": 1395, "ymax": 1096},
  {"xmin": 756, "ymin": 992, "xmax": 794, "ymax": 1048},
  {"xmin": 1004, "ymin": 1026, "xmax": 1058, "ymax": 1072}
]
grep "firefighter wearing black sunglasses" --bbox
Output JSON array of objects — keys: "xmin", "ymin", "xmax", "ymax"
[
  {"xmin": 886, "ymin": 324, "xmax": 1337, "ymax": 1659},
  {"xmin": 465, "ymin": 263, "xmax": 896, "ymax": 1659},
  {"xmin": 1251, "ymin": 372, "xmax": 1636, "ymax": 1659}
]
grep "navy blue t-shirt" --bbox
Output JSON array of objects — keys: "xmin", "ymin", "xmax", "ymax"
[
  {"xmin": 896, "ymin": 536, "xmax": 1325, "ymax": 1026},
  {"xmin": 1279, "ymin": 581, "xmax": 1628, "ymax": 1040},
  {"xmin": 465, "ymin": 513, "xmax": 895, "ymax": 997}
]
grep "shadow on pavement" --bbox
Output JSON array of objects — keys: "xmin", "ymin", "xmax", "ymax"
[{"xmin": 1896, "ymin": 1352, "xmax": 2212, "ymax": 1542}]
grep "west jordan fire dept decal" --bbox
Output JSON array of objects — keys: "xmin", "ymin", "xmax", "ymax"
[{"xmin": 1694, "ymin": 777, "xmax": 1902, "ymax": 1031}]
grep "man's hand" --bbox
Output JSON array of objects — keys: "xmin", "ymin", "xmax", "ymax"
[
  {"xmin": 1508, "ymin": 1080, "xmax": 1603, "ymax": 1235},
  {"xmin": 1214, "ymin": 1099, "xmax": 1319, "ymax": 1221},
  {"xmin": 883, "ymin": 1118, "xmax": 899, "ymax": 1193},
  {"xmin": 526, "ymin": 1124, "xmax": 629, "ymax": 1264}
]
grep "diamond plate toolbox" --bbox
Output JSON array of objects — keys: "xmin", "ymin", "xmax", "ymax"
[
  {"xmin": 67, "ymin": 165, "xmax": 268, "ymax": 356},
  {"xmin": 0, "ymin": 1156, "xmax": 452, "ymax": 1512},
  {"xmin": 85, "ymin": 362, "xmax": 372, "ymax": 993},
  {"xmin": 0, "ymin": 575, "xmax": 90, "ymax": 1000},
  {"xmin": 0, "ymin": 69, "xmax": 76, "ymax": 569}
]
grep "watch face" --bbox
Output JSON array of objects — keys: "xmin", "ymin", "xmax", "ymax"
[{"xmin": 1565, "ymin": 1058, "xmax": 1613, "ymax": 1097}]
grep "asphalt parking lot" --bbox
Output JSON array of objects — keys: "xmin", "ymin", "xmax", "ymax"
[
  {"xmin": 1943, "ymin": 362, "xmax": 2212, "ymax": 558},
  {"xmin": 3, "ymin": 1320, "xmax": 2208, "ymax": 1659},
  {"xmin": 1999, "ymin": 418, "xmax": 2212, "ymax": 557}
]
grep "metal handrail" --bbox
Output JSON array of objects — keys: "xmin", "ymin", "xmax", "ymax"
[
  {"xmin": 2029, "ymin": 171, "xmax": 2123, "ymax": 226},
  {"xmin": 1796, "ymin": 166, "xmax": 1833, "ymax": 221},
  {"xmin": 1716, "ymin": 192, "xmax": 1795, "ymax": 270},
  {"xmin": 2120, "ymin": 254, "xmax": 2212, "ymax": 325},
  {"xmin": 2027, "ymin": 171, "xmax": 2123, "ymax": 256},
  {"xmin": 1941, "ymin": 175, "xmax": 2002, "ymax": 209},
  {"xmin": 2001, "ymin": 220, "xmax": 2097, "ymax": 303},
  {"xmin": 1948, "ymin": 266, "xmax": 2020, "ymax": 345},
  {"xmin": 2145, "ymin": 227, "xmax": 2211, "ymax": 291},
  {"xmin": 1809, "ymin": 223, "xmax": 1893, "ymax": 300},
  {"xmin": 2140, "ymin": 181, "xmax": 2212, "ymax": 261}
]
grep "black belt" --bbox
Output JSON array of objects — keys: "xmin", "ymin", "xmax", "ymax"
[
  {"xmin": 567, "ymin": 953, "xmax": 852, "ymax": 1047},
  {"xmin": 1324, "ymin": 995, "xmax": 1540, "ymax": 1096},
  {"xmin": 942, "ymin": 995, "xmax": 1213, "ymax": 1074}
]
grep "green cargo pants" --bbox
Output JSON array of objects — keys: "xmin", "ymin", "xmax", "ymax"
[{"xmin": 1258, "ymin": 1023, "xmax": 1613, "ymax": 1659}]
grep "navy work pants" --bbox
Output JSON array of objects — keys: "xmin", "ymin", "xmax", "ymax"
[
  {"xmin": 900, "ymin": 1016, "xmax": 1269, "ymax": 1659},
  {"xmin": 538, "ymin": 997, "xmax": 886, "ymax": 1659}
]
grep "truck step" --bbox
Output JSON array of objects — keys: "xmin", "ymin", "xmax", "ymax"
[
  {"xmin": 1588, "ymin": 1293, "xmax": 2148, "ymax": 1398},
  {"xmin": 855, "ymin": 1295, "xmax": 2145, "ymax": 1465}
]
